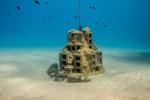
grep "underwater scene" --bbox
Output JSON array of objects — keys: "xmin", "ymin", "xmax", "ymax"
[{"xmin": 0, "ymin": 0, "xmax": 150, "ymax": 100}]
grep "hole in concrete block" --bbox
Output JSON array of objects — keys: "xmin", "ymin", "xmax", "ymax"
[
  {"xmin": 62, "ymin": 61, "xmax": 66, "ymax": 65},
  {"xmin": 93, "ymin": 55, "xmax": 95, "ymax": 58},
  {"xmin": 93, "ymin": 61, "xmax": 95, "ymax": 65},
  {"xmin": 100, "ymin": 59, "xmax": 102, "ymax": 63},
  {"xmin": 67, "ymin": 46, "xmax": 71, "ymax": 51},
  {"xmin": 89, "ymin": 45, "xmax": 92, "ymax": 48},
  {"xmin": 71, "ymin": 34, "xmax": 75, "ymax": 37},
  {"xmin": 76, "ymin": 69, "xmax": 81, "ymax": 73},
  {"xmin": 89, "ymin": 39, "xmax": 92, "ymax": 44},
  {"xmin": 76, "ymin": 56, "xmax": 80, "ymax": 60},
  {"xmin": 62, "ymin": 55, "xmax": 66, "ymax": 59},
  {"xmin": 76, "ymin": 62, "xmax": 80, "ymax": 66},
  {"xmin": 77, "ymin": 46, "xmax": 80, "ymax": 50},
  {"xmin": 95, "ymin": 67, "xmax": 99, "ymax": 71},
  {"xmin": 89, "ymin": 34, "xmax": 92, "ymax": 38},
  {"xmin": 72, "ymin": 46, "xmax": 76, "ymax": 51}
]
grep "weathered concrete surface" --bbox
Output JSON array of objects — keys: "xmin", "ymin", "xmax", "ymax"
[{"xmin": 58, "ymin": 27, "xmax": 104, "ymax": 78}]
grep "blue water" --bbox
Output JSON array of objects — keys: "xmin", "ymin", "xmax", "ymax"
[
  {"xmin": 0, "ymin": 1, "xmax": 150, "ymax": 99},
  {"xmin": 0, "ymin": 0, "xmax": 150, "ymax": 50}
]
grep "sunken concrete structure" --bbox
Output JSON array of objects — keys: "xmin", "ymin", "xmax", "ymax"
[
  {"xmin": 59, "ymin": 27, "xmax": 104, "ymax": 74},
  {"xmin": 47, "ymin": 27, "xmax": 104, "ymax": 82}
]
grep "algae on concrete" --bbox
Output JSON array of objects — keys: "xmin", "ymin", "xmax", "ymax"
[{"xmin": 47, "ymin": 27, "xmax": 104, "ymax": 82}]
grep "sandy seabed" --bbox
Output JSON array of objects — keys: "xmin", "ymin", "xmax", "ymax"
[{"xmin": 0, "ymin": 48, "xmax": 150, "ymax": 100}]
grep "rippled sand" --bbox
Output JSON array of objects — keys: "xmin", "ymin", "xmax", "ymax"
[{"xmin": 0, "ymin": 48, "xmax": 150, "ymax": 100}]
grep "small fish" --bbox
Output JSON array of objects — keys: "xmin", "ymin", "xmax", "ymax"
[
  {"xmin": 104, "ymin": 25, "xmax": 107, "ymax": 27},
  {"xmin": 74, "ymin": 16, "xmax": 78, "ymax": 19},
  {"xmin": 95, "ymin": 22, "xmax": 98, "ymax": 24},
  {"xmin": 89, "ymin": 6, "xmax": 96, "ymax": 10},
  {"xmin": 8, "ymin": 12, "xmax": 10, "ymax": 15},
  {"xmin": 17, "ymin": 6, "xmax": 21, "ymax": 10},
  {"xmin": 34, "ymin": 0, "xmax": 40, "ymax": 4},
  {"xmin": 89, "ymin": 6, "xmax": 92, "ymax": 9},
  {"xmin": 44, "ymin": 1, "xmax": 48, "ymax": 4},
  {"xmin": 93, "ymin": 6, "xmax": 96, "ymax": 10}
]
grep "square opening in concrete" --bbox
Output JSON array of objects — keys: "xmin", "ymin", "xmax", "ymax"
[
  {"xmin": 76, "ymin": 62, "xmax": 80, "ymax": 66},
  {"xmin": 76, "ymin": 56, "xmax": 80, "ymax": 60},
  {"xmin": 62, "ymin": 61, "xmax": 67, "ymax": 65},
  {"xmin": 62, "ymin": 55, "xmax": 66, "ymax": 59}
]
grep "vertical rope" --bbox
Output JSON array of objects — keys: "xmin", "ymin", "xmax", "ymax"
[{"xmin": 78, "ymin": 0, "xmax": 81, "ymax": 30}]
